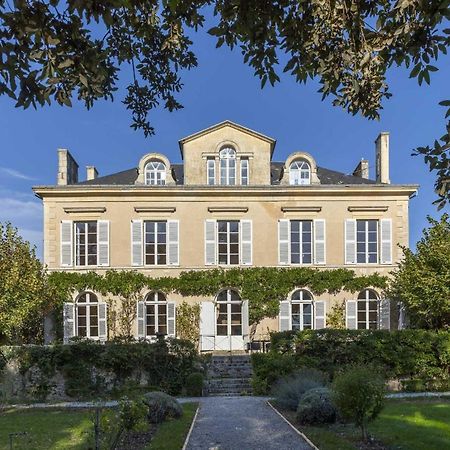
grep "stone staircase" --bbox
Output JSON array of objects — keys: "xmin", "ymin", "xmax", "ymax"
[{"xmin": 206, "ymin": 354, "xmax": 253, "ymax": 396}]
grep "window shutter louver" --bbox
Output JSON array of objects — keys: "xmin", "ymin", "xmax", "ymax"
[
  {"xmin": 242, "ymin": 300, "xmax": 249, "ymax": 340},
  {"xmin": 205, "ymin": 220, "xmax": 217, "ymax": 265},
  {"xmin": 131, "ymin": 220, "xmax": 143, "ymax": 266},
  {"xmin": 314, "ymin": 301, "xmax": 326, "ymax": 329},
  {"xmin": 63, "ymin": 302, "xmax": 75, "ymax": 343},
  {"xmin": 380, "ymin": 219, "xmax": 392, "ymax": 264},
  {"xmin": 240, "ymin": 220, "xmax": 252, "ymax": 265},
  {"xmin": 60, "ymin": 221, "xmax": 73, "ymax": 267},
  {"xmin": 313, "ymin": 219, "xmax": 326, "ymax": 264},
  {"xmin": 379, "ymin": 299, "xmax": 391, "ymax": 330},
  {"xmin": 345, "ymin": 219, "xmax": 357, "ymax": 264},
  {"xmin": 98, "ymin": 302, "xmax": 108, "ymax": 341},
  {"xmin": 200, "ymin": 301, "xmax": 215, "ymax": 351},
  {"xmin": 167, "ymin": 220, "xmax": 179, "ymax": 265},
  {"xmin": 279, "ymin": 300, "xmax": 291, "ymax": 331},
  {"xmin": 167, "ymin": 301, "xmax": 176, "ymax": 336},
  {"xmin": 278, "ymin": 220, "xmax": 290, "ymax": 265},
  {"xmin": 97, "ymin": 221, "xmax": 110, "ymax": 266},
  {"xmin": 345, "ymin": 300, "xmax": 357, "ymax": 329},
  {"xmin": 137, "ymin": 301, "xmax": 145, "ymax": 339}
]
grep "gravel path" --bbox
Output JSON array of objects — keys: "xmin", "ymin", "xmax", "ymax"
[{"xmin": 185, "ymin": 396, "xmax": 312, "ymax": 450}]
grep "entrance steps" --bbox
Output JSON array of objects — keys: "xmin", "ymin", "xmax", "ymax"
[{"xmin": 206, "ymin": 355, "xmax": 253, "ymax": 396}]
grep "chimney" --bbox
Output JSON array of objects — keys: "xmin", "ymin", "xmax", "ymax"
[
  {"xmin": 352, "ymin": 159, "xmax": 369, "ymax": 179},
  {"xmin": 375, "ymin": 132, "xmax": 390, "ymax": 184},
  {"xmin": 86, "ymin": 166, "xmax": 98, "ymax": 181},
  {"xmin": 57, "ymin": 149, "xmax": 79, "ymax": 185}
]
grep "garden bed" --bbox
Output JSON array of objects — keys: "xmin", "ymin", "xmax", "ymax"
[
  {"xmin": 0, "ymin": 402, "xmax": 198, "ymax": 450},
  {"xmin": 270, "ymin": 398, "xmax": 450, "ymax": 450}
]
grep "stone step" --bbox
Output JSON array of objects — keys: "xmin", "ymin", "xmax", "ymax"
[{"xmin": 208, "ymin": 378, "xmax": 252, "ymax": 388}]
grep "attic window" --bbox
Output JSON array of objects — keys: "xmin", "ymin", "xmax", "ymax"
[
  {"xmin": 289, "ymin": 160, "xmax": 311, "ymax": 185},
  {"xmin": 145, "ymin": 160, "xmax": 166, "ymax": 185},
  {"xmin": 219, "ymin": 147, "xmax": 236, "ymax": 186}
]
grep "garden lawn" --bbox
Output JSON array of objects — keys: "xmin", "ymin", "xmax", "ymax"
[
  {"xmin": 0, "ymin": 403, "xmax": 198, "ymax": 450},
  {"xmin": 273, "ymin": 398, "xmax": 450, "ymax": 450}
]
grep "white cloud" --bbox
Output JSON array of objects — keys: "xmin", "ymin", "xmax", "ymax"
[
  {"xmin": 0, "ymin": 198, "xmax": 42, "ymax": 222},
  {"xmin": 0, "ymin": 167, "xmax": 36, "ymax": 181}
]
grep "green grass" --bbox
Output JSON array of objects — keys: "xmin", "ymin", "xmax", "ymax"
[
  {"xmin": 147, "ymin": 402, "xmax": 198, "ymax": 450},
  {"xmin": 273, "ymin": 398, "xmax": 450, "ymax": 450},
  {"xmin": 0, "ymin": 402, "xmax": 198, "ymax": 450}
]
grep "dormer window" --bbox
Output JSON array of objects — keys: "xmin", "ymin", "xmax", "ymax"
[
  {"xmin": 145, "ymin": 160, "xmax": 166, "ymax": 185},
  {"xmin": 289, "ymin": 160, "xmax": 311, "ymax": 185},
  {"xmin": 220, "ymin": 147, "xmax": 236, "ymax": 186}
]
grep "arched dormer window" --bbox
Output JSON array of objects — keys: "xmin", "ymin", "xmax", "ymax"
[
  {"xmin": 145, "ymin": 160, "xmax": 166, "ymax": 185},
  {"xmin": 357, "ymin": 289, "xmax": 379, "ymax": 330},
  {"xmin": 291, "ymin": 289, "xmax": 313, "ymax": 331},
  {"xmin": 76, "ymin": 292, "xmax": 99, "ymax": 338},
  {"xmin": 220, "ymin": 147, "xmax": 236, "ymax": 185},
  {"xmin": 289, "ymin": 160, "xmax": 311, "ymax": 185}
]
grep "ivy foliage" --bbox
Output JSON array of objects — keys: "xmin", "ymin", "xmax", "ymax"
[{"xmin": 48, "ymin": 267, "xmax": 387, "ymax": 326}]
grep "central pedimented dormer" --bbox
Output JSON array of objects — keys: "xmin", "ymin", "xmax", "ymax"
[{"xmin": 179, "ymin": 120, "xmax": 276, "ymax": 186}]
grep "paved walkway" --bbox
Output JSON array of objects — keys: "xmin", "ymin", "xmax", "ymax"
[{"xmin": 185, "ymin": 396, "xmax": 312, "ymax": 450}]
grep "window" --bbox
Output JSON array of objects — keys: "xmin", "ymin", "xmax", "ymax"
[
  {"xmin": 144, "ymin": 221, "xmax": 167, "ymax": 265},
  {"xmin": 216, "ymin": 289, "xmax": 242, "ymax": 336},
  {"xmin": 218, "ymin": 220, "xmax": 239, "ymax": 265},
  {"xmin": 357, "ymin": 220, "xmax": 378, "ymax": 264},
  {"xmin": 291, "ymin": 290, "xmax": 313, "ymax": 331},
  {"xmin": 207, "ymin": 158, "xmax": 215, "ymax": 185},
  {"xmin": 75, "ymin": 221, "xmax": 97, "ymax": 266},
  {"xmin": 144, "ymin": 292, "xmax": 167, "ymax": 336},
  {"xmin": 357, "ymin": 289, "xmax": 379, "ymax": 330},
  {"xmin": 145, "ymin": 160, "xmax": 166, "ymax": 185},
  {"xmin": 290, "ymin": 220, "xmax": 313, "ymax": 264},
  {"xmin": 220, "ymin": 147, "xmax": 236, "ymax": 185},
  {"xmin": 76, "ymin": 292, "xmax": 99, "ymax": 338},
  {"xmin": 289, "ymin": 160, "xmax": 311, "ymax": 185},
  {"xmin": 240, "ymin": 158, "xmax": 249, "ymax": 185}
]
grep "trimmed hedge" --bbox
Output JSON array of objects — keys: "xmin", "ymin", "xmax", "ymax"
[
  {"xmin": 252, "ymin": 329, "xmax": 450, "ymax": 394},
  {"xmin": 1, "ymin": 337, "xmax": 198, "ymax": 400}
]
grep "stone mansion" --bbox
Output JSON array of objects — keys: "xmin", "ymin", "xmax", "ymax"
[{"xmin": 33, "ymin": 121, "xmax": 418, "ymax": 351}]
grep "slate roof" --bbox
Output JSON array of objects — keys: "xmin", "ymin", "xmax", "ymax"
[{"xmin": 76, "ymin": 162, "xmax": 376, "ymax": 186}]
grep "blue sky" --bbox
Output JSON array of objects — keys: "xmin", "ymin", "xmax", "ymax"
[{"xmin": 0, "ymin": 25, "xmax": 449, "ymax": 259}]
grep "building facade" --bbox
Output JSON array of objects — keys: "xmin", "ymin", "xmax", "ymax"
[{"xmin": 33, "ymin": 121, "xmax": 418, "ymax": 351}]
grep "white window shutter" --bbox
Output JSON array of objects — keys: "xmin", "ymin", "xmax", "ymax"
[
  {"xmin": 205, "ymin": 220, "xmax": 217, "ymax": 265},
  {"xmin": 60, "ymin": 221, "xmax": 73, "ymax": 267},
  {"xmin": 313, "ymin": 219, "xmax": 326, "ymax": 265},
  {"xmin": 345, "ymin": 219, "xmax": 357, "ymax": 264},
  {"xmin": 242, "ymin": 300, "xmax": 249, "ymax": 339},
  {"xmin": 200, "ymin": 301, "xmax": 215, "ymax": 351},
  {"xmin": 97, "ymin": 220, "xmax": 110, "ymax": 267},
  {"xmin": 137, "ymin": 301, "xmax": 145, "ymax": 339},
  {"xmin": 98, "ymin": 302, "xmax": 108, "ymax": 341},
  {"xmin": 345, "ymin": 300, "xmax": 357, "ymax": 329},
  {"xmin": 278, "ymin": 220, "xmax": 290, "ymax": 265},
  {"xmin": 63, "ymin": 302, "xmax": 75, "ymax": 343},
  {"xmin": 379, "ymin": 299, "xmax": 391, "ymax": 330},
  {"xmin": 279, "ymin": 300, "xmax": 291, "ymax": 331},
  {"xmin": 131, "ymin": 220, "xmax": 143, "ymax": 266},
  {"xmin": 167, "ymin": 220, "xmax": 179, "ymax": 266},
  {"xmin": 380, "ymin": 219, "xmax": 392, "ymax": 264},
  {"xmin": 167, "ymin": 301, "xmax": 176, "ymax": 336},
  {"xmin": 314, "ymin": 301, "xmax": 326, "ymax": 329},
  {"xmin": 240, "ymin": 220, "xmax": 252, "ymax": 265}
]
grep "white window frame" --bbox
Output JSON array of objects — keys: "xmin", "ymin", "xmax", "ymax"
[
  {"xmin": 217, "ymin": 220, "xmax": 240, "ymax": 265},
  {"xmin": 75, "ymin": 292, "xmax": 99, "ymax": 339},
  {"xmin": 144, "ymin": 220, "xmax": 167, "ymax": 266},
  {"xmin": 207, "ymin": 158, "xmax": 216, "ymax": 185},
  {"xmin": 74, "ymin": 221, "xmax": 98, "ymax": 267},
  {"xmin": 144, "ymin": 292, "xmax": 168, "ymax": 337},
  {"xmin": 240, "ymin": 158, "xmax": 249, "ymax": 185},
  {"xmin": 291, "ymin": 290, "xmax": 314, "ymax": 331},
  {"xmin": 357, "ymin": 289, "xmax": 380, "ymax": 330},
  {"xmin": 216, "ymin": 289, "xmax": 242, "ymax": 336},
  {"xmin": 145, "ymin": 160, "xmax": 166, "ymax": 186},
  {"xmin": 289, "ymin": 160, "xmax": 311, "ymax": 185},
  {"xmin": 356, "ymin": 219, "xmax": 379, "ymax": 264},
  {"xmin": 290, "ymin": 220, "xmax": 313, "ymax": 265},
  {"xmin": 219, "ymin": 147, "xmax": 236, "ymax": 186}
]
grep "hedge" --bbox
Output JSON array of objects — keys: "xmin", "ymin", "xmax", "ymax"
[
  {"xmin": 252, "ymin": 329, "xmax": 450, "ymax": 394},
  {"xmin": 0, "ymin": 337, "xmax": 199, "ymax": 401}
]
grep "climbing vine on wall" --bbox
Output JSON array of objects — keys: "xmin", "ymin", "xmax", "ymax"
[{"xmin": 48, "ymin": 268, "xmax": 387, "ymax": 327}]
